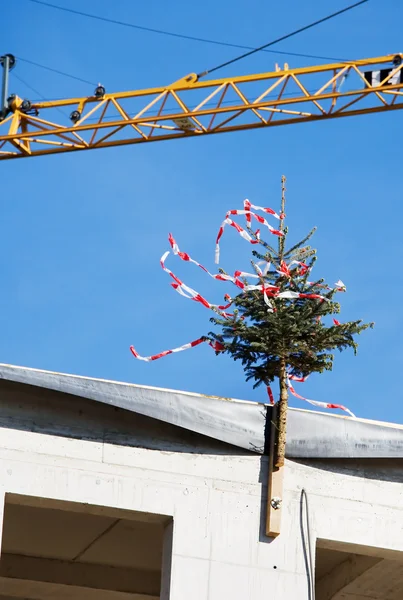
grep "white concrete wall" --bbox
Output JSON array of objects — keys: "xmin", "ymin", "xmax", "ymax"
[{"xmin": 1, "ymin": 425, "xmax": 403, "ymax": 599}]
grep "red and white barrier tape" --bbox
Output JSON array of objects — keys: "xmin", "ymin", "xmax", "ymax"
[
  {"xmin": 166, "ymin": 235, "xmax": 283, "ymax": 313},
  {"xmin": 287, "ymin": 376, "xmax": 355, "ymax": 418},
  {"xmin": 130, "ymin": 198, "xmax": 355, "ymax": 418},
  {"xmin": 130, "ymin": 338, "xmax": 224, "ymax": 362},
  {"xmin": 215, "ymin": 202, "xmax": 285, "ymax": 264},
  {"xmin": 166, "ymin": 236, "xmax": 326, "ymax": 304},
  {"xmin": 215, "ymin": 217, "xmax": 260, "ymax": 264},
  {"xmin": 168, "ymin": 233, "xmax": 243, "ymax": 289},
  {"xmin": 278, "ymin": 259, "xmax": 309, "ymax": 277},
  {"xmin": 130, "ymin": 337, "xmax": 355, "ymax": 418},
  {"xmin": 160, "ymin": 251, "xmax": 234, "ymax": 316},
  {"xmin": 244, "ymin": 199, "xmax": 284, "ymax": 224},
  {"xmin": 265, "ymin": 373, "xmax": 355, "ymax": 417}
]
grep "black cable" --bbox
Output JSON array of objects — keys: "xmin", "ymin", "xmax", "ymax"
[
  {"xmin": 198, "ymin": 0, "xmax": 369, "ymax": 77},
  {"xmin": 11, "ymin": 72, "xmax": 47, "ymax": 101},
  {"xmin": 300, "ymin": 489, "xmax": 315, "ymax": 600},
  {"xmin": 26, "ymin": 0, "xmax": 348, "ymax": 64},
  {"xmin": 11, "ymin": 72, "xmax": 68, "ymax": 118},
  {"xmin": 17, "ymin": 56, "xmax": 96, "ymax": 86},
  {"xmin": 16, "ymin": 1, "xmax": 367, "ymax": 110}
]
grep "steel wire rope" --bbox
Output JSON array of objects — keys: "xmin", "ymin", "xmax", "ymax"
[
  {"xmin": 197, "ymin": 0, "xmax": 369, "ymax": 78},
  {"xmin": 26, "ymin": 0, "xmax": 352, "ymax": 64}
]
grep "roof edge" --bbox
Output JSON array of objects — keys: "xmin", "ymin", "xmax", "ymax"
[{"xmin": 1, "ymin": 363, "xmax": 403, "ymax": 459}]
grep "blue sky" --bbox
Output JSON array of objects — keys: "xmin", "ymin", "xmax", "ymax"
[{"xmin": 1, "ymin": 0, "xmax": 402, "ymax": 422}]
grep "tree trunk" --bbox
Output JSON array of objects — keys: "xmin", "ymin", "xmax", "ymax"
[{"xmin": 275, "ymin": 358, "xmax": 288, "ymax": 467}]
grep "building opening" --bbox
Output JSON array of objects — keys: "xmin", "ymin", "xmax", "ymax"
[
  {"xmin": 0, "ymin": 493, "xmax": 173, "ymax": 600},
  {"xmin": 316, "ymin": 541, "xmax": 403, "ymax": 600}
]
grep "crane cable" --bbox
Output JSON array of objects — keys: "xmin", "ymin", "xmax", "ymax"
[
  {"xmin": 197, "ymin": 0, "xmax": 369, "ymax": 78},
  {"xmin": 16, "ymin": 56, "xmax": 96, "ymax": 86},
  {"xmin": 17, "ymin": 0, "xmax": 368, "ymax": 108},
  {"xmin": 27, "ymin": 0, "xmax": 359, "ymax": 66},
  {"xmin": 11, "ymin": 71, "xmax": 69, "ymax": 117}
]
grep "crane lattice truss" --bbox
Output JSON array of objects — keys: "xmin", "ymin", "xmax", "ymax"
[{"xmin": 0, "ymin": 54, "xmax": 402, "ymax": 160}]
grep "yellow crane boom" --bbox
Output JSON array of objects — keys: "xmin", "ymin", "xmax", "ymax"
[{"xmin": 0, "ymin": 53, "xmax": 402, "ymax": 161}]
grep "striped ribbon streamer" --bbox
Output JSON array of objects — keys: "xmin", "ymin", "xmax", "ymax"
[{"xmin": 130, "ymin": 198, "xmax": 354, "ymax": 417}]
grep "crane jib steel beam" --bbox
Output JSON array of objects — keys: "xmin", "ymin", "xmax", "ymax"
[{"xmin": 0, "ymin": 54, "xmax": 402, "ymax": 160}]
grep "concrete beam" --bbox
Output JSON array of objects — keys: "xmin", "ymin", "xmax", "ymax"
[
  {"xmin": 5, "ymin": 493, "xmax": 171, "ymax": 525},
  {"xmin": 0, "ymin": 554, "xmax": 161, "ymax": 596},
  {"xmin": 161, "ymin": 521, "xmax": 173, "ymax": 600},
  {"xmin": 316, "ymin": 555, "xmax": 382, "ymax": 600},
  {"xmin": 317, "ymin": 538, "xmax": 403, "ymax": 562},
  {"xmin": 0, "ymin": 576, "xmax": 158, "ymax": 600}
]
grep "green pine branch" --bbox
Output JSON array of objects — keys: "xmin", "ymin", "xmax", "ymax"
[{"xmin": 204, "ymin": 177, "xmax": 373, "ymax": 466}]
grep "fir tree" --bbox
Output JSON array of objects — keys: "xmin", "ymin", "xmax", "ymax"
[{"xmin": 206, "ymin": 176, "xmax": 373, "ymax": 467}]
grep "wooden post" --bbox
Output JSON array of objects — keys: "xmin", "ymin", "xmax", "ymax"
[
  {"xmin": 266, "ymin": 402, "xmax": 284, "ymax": 537},
  {"xmin": 266, "ymin": 175, "xmax": 287, "ymax": 537}
]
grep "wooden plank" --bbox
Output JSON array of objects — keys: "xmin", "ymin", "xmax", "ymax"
[{"xmin": 266, "ymin": 403, "xmax": 284, "ymax": 537}]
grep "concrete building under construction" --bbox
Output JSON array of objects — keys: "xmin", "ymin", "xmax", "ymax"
[{"xmin": 0, "ymin": 363, "xmax": 403, "ymax": 600}]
